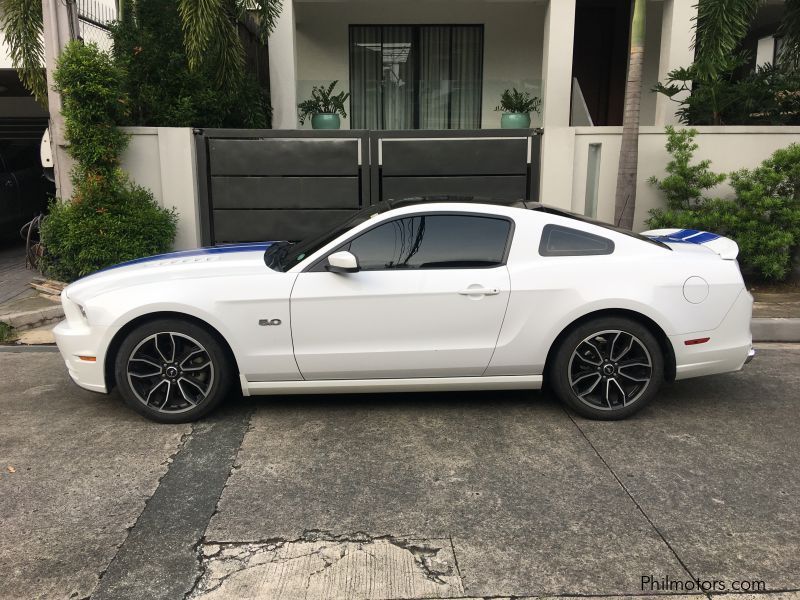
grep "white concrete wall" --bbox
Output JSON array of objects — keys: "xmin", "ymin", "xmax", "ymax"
[
  {"xmin": 294, "ymin": 0, "xmax": 545, "ymax": 130},
  {"xmin": 569, "ymin": 126, "xmax": 800, "ymax": 231},
  {"xmin": 121, "ymin": 127, "xmax": 202, "ymax": 250}
]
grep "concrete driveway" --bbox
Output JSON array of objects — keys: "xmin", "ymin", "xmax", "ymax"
[{"xmin": 0, "ymin": 347, "xmax": 798, "ymax": 600}]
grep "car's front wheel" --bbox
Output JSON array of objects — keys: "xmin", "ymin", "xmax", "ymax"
[
  {"xmin": 550, "ymin": 317, "xmax": 664, "ymax": 420},
  {"xmin": 114, "ymin": 319, "xmax": 233, "ymax": 423}
]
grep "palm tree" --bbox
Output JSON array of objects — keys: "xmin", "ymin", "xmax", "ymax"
[
  {"xmin": 613, "ymin": 0, "xmax": 800, "ymax": 230},
  {"xmin": 613, "ymin": 0, "xmax": 646, "ymax": 230},
  {"xmin": 0, "ymin": 0, "xmax": 281, "ymax": 99}
]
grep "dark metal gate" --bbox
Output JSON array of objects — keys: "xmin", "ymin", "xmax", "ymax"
[{"xmin": 195, "ymin": 128, "xmax": 541, "ymax": 245}]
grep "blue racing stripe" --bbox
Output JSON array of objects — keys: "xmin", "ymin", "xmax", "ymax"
[
  {"xmin": 683, "ymin": 232, "xmax": 720, "ymax": 243},
  {"xmin": 95, "ymin": 242, "xmax": 274, "ymax": 273},
  {"xmin": 671, "ymin": 229, "xmax": 702, "ymax": 240},
  {"xmin": 647, "ymin": 231, "xmax": 721, "ymax": 245}
]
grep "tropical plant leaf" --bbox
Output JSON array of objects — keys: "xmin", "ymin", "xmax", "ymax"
[
  {"xmin": 178, "ymin": 0, "xmax": 281, "ymax": 87},
  {"xmin": 248, "ymin": 0, "xmax": 282, "ymax": 43},
  {"xmin": 177, "ymin": 0, "xmax": 226, "ymax": 71},
  {"xmin": 0, "ymin": 0, "xmax": 47, "ymax": 104},
  {"xmin": 494, "ymin": 88, "xmax": 541, "ymax": 113},
  {"xmin": 778, "ymin": 0, "xmax": 800, "ymax": 67},
  {"xmin": 297, "ymin": 80, "xmax": 350, "ymax": 124},
  {"xmin": 693, "ymin": 0, "xmax": 761, "ymax": 78}
]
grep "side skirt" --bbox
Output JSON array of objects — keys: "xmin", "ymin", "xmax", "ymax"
[{"xmin": 239, "ymin": 374, "xmax": 543, "ymax": 396}]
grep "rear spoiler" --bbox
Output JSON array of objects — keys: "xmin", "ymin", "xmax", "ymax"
[{"xmin": 642, "ymin": 228, "xmax": 739, "ymax": 260}]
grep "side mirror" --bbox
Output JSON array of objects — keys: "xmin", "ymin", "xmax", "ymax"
[{"xmin": 326, "ymin": 250, "xmax": 360, "ymax": 274}]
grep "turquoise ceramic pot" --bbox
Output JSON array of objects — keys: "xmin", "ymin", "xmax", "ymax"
[
  {"xmin": 311, "ymin": 113, "xmax": 341, "ymax": 130},
  {"xmin": 500, "ymin": 112, "xmax": 531, "ymax": 129}
]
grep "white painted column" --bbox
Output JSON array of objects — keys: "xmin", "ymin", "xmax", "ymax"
[
  {"xmin": 121, "ymin": 128, "xmax": 202, "ymax": 251},
  {"xmin": 654, "ymin": 0, "xmax": 697, "ymax": 126},
  {"xmin": 156, "ymin": 128, "xmax": 201, "ymax": 250},
  {"xmin": 41, "ymin": 0, "xmax": 77, "ymax": 199},
  {"xmin": 538, "ymin": 0, "xmax": 576, "ymax": 208},
  {"xmin": 268, "ymin": 0, "xmax": 299, "ymax": 130}
]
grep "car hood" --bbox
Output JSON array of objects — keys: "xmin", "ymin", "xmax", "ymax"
[{"xmin": 64, "ymin": 242, "xmax": 278, "ymax": 302}]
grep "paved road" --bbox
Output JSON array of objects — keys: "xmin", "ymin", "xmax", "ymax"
[
  {"xmin": 0, "ymin": 348, "xmax": 798, "ymax": 599},
  {"xmin": 0, "ymin": 242, "xmax": 34, "ymax": 305}
]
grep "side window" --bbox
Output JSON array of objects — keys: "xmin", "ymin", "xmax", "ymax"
[
  {"xmin": 538, "ymin": 224, "xmax": 614, "ymax": 257},
  {"xmin": 342, "ymin": 214, "xmax": 511, "ymax": 271}
]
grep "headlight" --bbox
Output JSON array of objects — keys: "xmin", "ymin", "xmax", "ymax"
[{"xmin": 62, "ymin": 290, "xmax": 89, "ymax": 325}]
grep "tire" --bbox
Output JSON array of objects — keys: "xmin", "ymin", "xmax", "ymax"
[
  {"xmin": 550, "ymin": 316, "xmax": 664, "ymax": 420},
  {"xmin": 114, "ymin": 318, "xmax": 233, "ymax": 423}
]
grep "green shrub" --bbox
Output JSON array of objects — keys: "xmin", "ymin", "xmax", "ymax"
[
  {"xmin": 39, "ymin": 42, "xmax": 176, "ymax": 281},
  {"xmin": 655, "ymin": 61, "xmax": 800, "ymax": 126},
  {"xmin": 725, "ymin": 145, "xmax": 800, "ymax": 280},
  {"xmin": 647, "ymin": 132, "xmax": 800, "ymax": 281},
  {"xmin": 40, "ymin": 181, "xmax": 177, "ymax": 281},
  {"xmin": 0, "ymin": 322, "xmax": 14, "ymax": 343},
  {"xmin": 647, "ymin": 126, "xmax": 726, "ymax": 210},
  {"xmin": 110, "ymin": 0, "xmax": 270, "ymax": 128}
]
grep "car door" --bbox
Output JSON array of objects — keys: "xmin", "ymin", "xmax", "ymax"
[{"xmin": 290, "ymin": 212, "xmax": 513, "ymax": 380}]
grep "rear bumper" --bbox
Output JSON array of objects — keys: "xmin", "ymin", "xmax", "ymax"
[
  {"xmin": 672, "ymin": 288, "xmax": 754, "ymax": 381},
  {"xmin": 53, "ymin": 319, "xmax": 108, "ymax": 394}
]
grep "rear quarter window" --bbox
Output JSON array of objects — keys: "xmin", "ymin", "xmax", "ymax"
[{"xmin": 538, "ymin": 224, "xmax": 614, "ymax": 257}]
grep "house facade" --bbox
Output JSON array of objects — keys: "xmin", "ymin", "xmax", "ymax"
[
  {"xmin": 266, "ymin": 0, "xmax": 695, "ymax": 215},
  {"xmin": 258, "ymin": 0, "xmax": 796, "ymax": 232},
  {"xmin": 3, "ymin": 0, "xmax": 797, "ymax": 249}
]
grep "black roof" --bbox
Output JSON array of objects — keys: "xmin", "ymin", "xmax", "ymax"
[{"xmin": 378, "ymin": 195, "xmax": 672, "ymax": 250}]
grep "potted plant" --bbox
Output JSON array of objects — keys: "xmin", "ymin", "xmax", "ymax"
[
  {"xmin": 495, "ymin": 88, "xmax": 541, "ymax": 129},
  {"xmin": 298, "ymin": 81, "xmax": 350, "ymax": 129}
]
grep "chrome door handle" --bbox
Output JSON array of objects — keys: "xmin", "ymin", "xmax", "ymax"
[{"xmin": 458, "ymin": 287, "xmax": 500, "ymax": 296}]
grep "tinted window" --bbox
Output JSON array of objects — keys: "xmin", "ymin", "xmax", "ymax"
[
  {"xmin": 343, "ymin": 214, "xmax": 511, "ymax": 270},
  {"xmin": 539, "ymin": 224, "xmax": 614, "ymax": 256}
]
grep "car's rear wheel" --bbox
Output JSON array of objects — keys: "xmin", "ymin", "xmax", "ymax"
[
  {"xmin": 114, "ymin": 319, "xmax": 232, "ymax": 423},
  {"xmin": 550, "ymin": 317, "xmax": 663, "ymax": 420}
]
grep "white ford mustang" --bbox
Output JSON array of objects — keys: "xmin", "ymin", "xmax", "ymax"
[{"xmin": 54, "ymin": 197, "xmax": 755, "ymax": 423}]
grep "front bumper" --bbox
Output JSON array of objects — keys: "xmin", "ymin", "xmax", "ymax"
[{"xmin": 53, "ymin": 319, "xmax": 108, "ymax": 394}]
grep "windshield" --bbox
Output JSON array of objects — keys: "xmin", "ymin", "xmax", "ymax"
[{"xmin": 265, "ymin": 206, "xmax": 381, "ymax": 272}]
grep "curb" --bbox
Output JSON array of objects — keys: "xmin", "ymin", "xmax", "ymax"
[
  {"xmin": 752, "ymin": 318, "xmax": 800, "ymax": 343},
  {"xmin": 0, "ymin": 305, "xmax": 64, "ymax": 331}
]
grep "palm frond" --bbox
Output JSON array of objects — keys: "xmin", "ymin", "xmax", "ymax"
[
  {"xmin": 693, "ymin": 0, "xmax": 761, "ymax": 77},
  {"xmin": 0, "ymin": 0, "xmax": 47, "ymax": 104},
  {"xmin": 179, "ymin": 0, "xmax": 280, "ymax": 87},
  {"xmin": 208, "ymin": 9, "xmax": 245, "ymax": 87},
  {"xmin": 247, "ymin": 0, "xmax": 282, "ymax": 43},
  {"xmin": 777, "ymin": 0, "xmax": 800, "ymax": 68},
  {"xmin": 177, "ymin": 0, "xmax": 227, "ymax": 71}
]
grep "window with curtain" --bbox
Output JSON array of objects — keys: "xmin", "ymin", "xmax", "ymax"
[{"xmin": 349, "ymin": 25, "xmax": 484, "ymax": 130}]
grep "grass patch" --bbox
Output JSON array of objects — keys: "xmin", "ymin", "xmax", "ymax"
[{"xmin": 0, "ymin": 322, "xmax": 16, "ymax": 343}]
